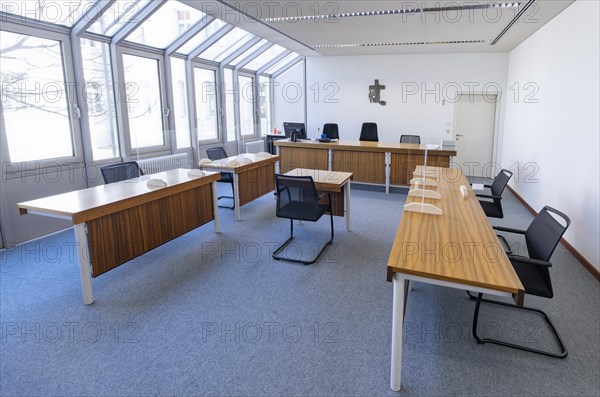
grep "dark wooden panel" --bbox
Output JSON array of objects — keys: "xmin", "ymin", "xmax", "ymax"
[
  {"xmin": 238, "ymin": 163, "xmax": 276, "ymax": 206},
  {"xmin": 390, "ymin": 154, "xmax": 451, "ymax": 185},
  {"xmin": 279, "ymin": 147, "xmax": 329, "ymax": 173},
  {"xmin": 319, "ymin": 191, "xmax": 345, "ymax": 217},
  {"xmin": 332, "ymin": 150, "xmax": 385, "ymax": 184},
  {"xmin": 87, "ymin": 184, "xmax": 214, "ymax": 277}
]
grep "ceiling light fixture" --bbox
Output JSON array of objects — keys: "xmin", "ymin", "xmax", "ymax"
[
  {"xmin": 313, "ymin": 40, "xmax": 491, "ymax": 49},
  {"xmin": 263, "ymin": 3, "xmax": 520, "ymax": 23}
]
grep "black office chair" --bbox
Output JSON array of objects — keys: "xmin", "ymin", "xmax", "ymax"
[
  {"xmin": 471, "ymin": 206, "xmax": 571, "ymax": 358},
  {"xmin": 206, "ymin": 147, "xmax": 235, "ymax": 209},
  {"xmin": 322, "ymin": 123, "xmax": 339, "ymax": 140},
  {"xmin": 400, "ymin": 135, "xmax": 421, "ymax": 144},
  {"xmin": 272, "ymin": 174, "xmax": 334, "ymax": 265},
  {"xmin": 101, "ymin": 161, "xmax": 144, "ymax": 184},
  {"xmin": 359, "ymin": 122, "xmax": 378, "ymax": 142},
  {"xmin": 476, "ymin": 169, "xmax": 513, "ymax": 218}
]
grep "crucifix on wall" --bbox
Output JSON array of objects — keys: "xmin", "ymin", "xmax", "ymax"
[{"xmin": 369, "ymin": 79, "xmax": 387, "ymax": 106}]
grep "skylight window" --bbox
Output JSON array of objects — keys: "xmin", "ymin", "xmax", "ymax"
[
  {"xmin": 88, "ymin": 0, "xmax": 152, "ymax": 36},
  {"xmin": 229, "ymin": 39, "xmax": 268, "ymax": 66},
  {"xmin": 0, "ymin": 0, "xmax": 97, "ymax": 27},
  {"xmin": 264, "ymin": 53, "xmax": 301, "ymax": 75},
  {"xmin": 176, "ymin": 19, "xmax": 227, "ymax": 55},
  {"xmin": 243, "ymin": 45, "xmax": 286, "ymax": 70},
  {"xmin": 197, "ymin": 28, "xmax": 254, "ymax": 62}
]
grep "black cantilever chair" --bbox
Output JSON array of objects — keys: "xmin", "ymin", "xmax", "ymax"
[
  {"xmin": 471, "ymin": 206, "xmax": 571, "ymax": 358},
  {"xmin": 359, "ymin": 122, "xmax": 378, "ymax": 142},
  {"xmin": 272, "ymin": 174, "xmax": 334, "ymax": 265},
  {"xmin": 206, "ymin": 147, "xmax": 235, "ymax": 209},
  {"xmin": 322, "ymin": 123, "xmax": 339, "ymax": 139},
  {"xmin": 400, "ymin": 134, "xmax": 421, "ymax": 144},
  {"xmin": 101, "ymin": 161, "xmax": 144, "ymax": 184},
  {"xmin": 476, "ymin": 169, "xmax": 513, "ymax": 218}
]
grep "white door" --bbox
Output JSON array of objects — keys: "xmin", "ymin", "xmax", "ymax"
[{"xmin": 453, "ymin": 94, "xmax": 497, "ymax": 178}]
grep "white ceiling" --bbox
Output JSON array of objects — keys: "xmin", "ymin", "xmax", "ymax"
[{"xmin": 188, "ymin": 0, "xmax": 575, "ymax": 56}]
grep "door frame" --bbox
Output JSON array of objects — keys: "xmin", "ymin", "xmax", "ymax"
[{"xmin": 452, "ymin": 91, "xmax": 502, "ymax": 177}]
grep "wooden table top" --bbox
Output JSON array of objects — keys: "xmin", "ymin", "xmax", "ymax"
[
  {"xmin": 284, "ymin": 168, "xmax": 353, "ymax": 192},
  {"xmin": 18, "ymin": 169, "xmax": 220, "ymax": 224},
  {"xmin": 275, "ymin": 139, "xmax": 457, "ymax": 156},
  {"xmin": 387, "ymin": 166, "xmax": 524, "ymax": 303},
  {"xmin": 199, "ymin": 153, "xmax": 280, "ymax": 173}
]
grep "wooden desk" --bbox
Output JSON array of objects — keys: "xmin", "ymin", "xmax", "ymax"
[
  {"xmin": 18, "ymin": 169, "xmax": 221, "ymax": 305},
  {"xmin": 386, "ymin": 166, "xmax": 524, "ymax": 391},
  {"xmin": 284, "ymin": 168, "xmax": 353, "ymax": 230},
  {"xmin": 198, "ymin": 153, "xmax": 280, "ymax": 221},
  {"xmin": 275, "ymin": 139, "xmax": 457, "ymax": 192}
]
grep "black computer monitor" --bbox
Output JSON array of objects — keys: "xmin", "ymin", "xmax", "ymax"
[{"xmin": 283, "ymin": 122, "xmax": 307, "ymax": 139}]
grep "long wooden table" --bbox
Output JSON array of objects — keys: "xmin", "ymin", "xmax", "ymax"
[
  {"xmin": 284, "ymin": 168, "xmax": 353, "ymax": 230},
  {"xmin": 199, "ymin": 153, "xmax": 280, "ymax": 221},
  {"xmin": 386, "ymin": 166, "xmax": 524, "ymax": 391},
  {"xmin": 275, "ymin": 139, "xmax": 456, "ymax": 192},
  {"xmin": 18, "ymin": 169, "xmax": 221, "ymax": 305}
]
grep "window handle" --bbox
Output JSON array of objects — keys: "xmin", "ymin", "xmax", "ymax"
[{"xmin": 163, "ymin": 108, "xmax": 170, "ymax": 118}]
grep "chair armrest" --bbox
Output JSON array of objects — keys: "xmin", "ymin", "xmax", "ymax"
[
  {"xmin": 476, "ymin": 193, "xmax": 501, "ymax": 200},
  {"xmin": 493, "ymin": 226, "xmax": 526, "ymax": 234},
  {"xmin": 508, "ymin": 254, "xmax": 552, "ymax": 267}
]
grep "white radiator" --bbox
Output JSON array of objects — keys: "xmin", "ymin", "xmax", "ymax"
[
  {"xmin": 244, "ymin": 140, "xmax": 265, "ymax": 154},
  {"xmin": 137, "ymin": 153, "xmax": 191, "ymax": 174}
]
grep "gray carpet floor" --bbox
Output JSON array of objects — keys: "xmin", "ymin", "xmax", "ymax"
[{"xmin": 1, "ymin": 185, "xmax": 599, "ymax": 396}]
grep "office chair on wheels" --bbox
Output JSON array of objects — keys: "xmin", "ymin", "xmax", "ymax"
[
  {"xmin": 475, "ymin": 169, "xmax": 513, "ymax": 218},
  {"xmin": 101, "ymin": 161, "xmax": 144, "ymax": 184},
  {"xmin": 206, "ymin": 147, "xmax": 235, "ymax": 209},
  {"xmin": 470, "ymin": 206, "xmax": 571, "ymax": 358},
  {"xmin": 322, "ymin": 123, "xmax": 339, "ymax": 139},
  {"xmin": 359, "ymin": 122, "xmax": 379, "ymax": 142},
  {"xmin": 272, "ymin": 174, "xmax": 334, "ymax": 265},
  {"xmin": 400, "ymin": 135, "xmax": 421, "ymax": 144}
]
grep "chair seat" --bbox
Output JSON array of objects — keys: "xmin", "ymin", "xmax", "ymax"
[
  {"xmin": 479, "ymin": 200, "xmax": 503, "ymax": 218},
  {"xmin": 511, "ymin": 259, "xmax": 553, "ymax": 298},
  {"xmin": 277, "ymin": 202, "xmax": 329, "ymax": 222}
]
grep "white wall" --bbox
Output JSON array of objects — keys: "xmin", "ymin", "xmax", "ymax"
[
  {"xmin": 306, "ymin": 53, "xmax": 509, "ymax": 144},
  {"xmin": 272, "ymin": 61, "xmax": 306, "ymax": 132},
  {"xmin": 501, "ymin": 0, "xmax": 600, "ymax": 269}
]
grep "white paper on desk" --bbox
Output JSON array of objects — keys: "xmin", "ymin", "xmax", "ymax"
[
  {"xmin": 198, "ymin": 158, "xmax": 215, "ymax": 167},
  {"xmin": 147, "ymin": 178, "xmax": 167, "ymax": 188},
  {"xmin": 255, "ymin": 152, "xmax": 272, "ymax": 158},
  {"xmin": 472, "ymin": 183, "xmax": 485, "ymax": 191},
  {"xmin": 187, "ymin": 169, "xmax": 205, "ymax": 178}
]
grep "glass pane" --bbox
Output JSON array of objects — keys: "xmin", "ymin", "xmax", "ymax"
[
  {"xmin": 264, "ymin": 53, "xmax": 300, "ymax": 75},
  {"xmin": 224, "ymin": 69, "xmax": 236, "ymax": 142},
  {"xmin": 259, "ymin": 76, "xmax": 272, "ymax": 136},
  {"xmin": 126, "ymin": 1, "xmax": 206, "ymax": 49},
  {"xmin": 0, "ymin": 0, "xmax": 97, "ymax": 27},
  {"xmin": 122, "ymin": 54, "xmax": 164, "ymax": 149},
  {"xmin": 177, "ymin": 19, "xmax": 226, "ymax": 55},
  {"xmin": 170, "ymin": 57, "xmax": 191, "ymax": 149},
  {"xmin": 239, "ymin": 75, "xmax": 254, "ymax": 136},
  {"xmin": 229, "ymin": 39, "xmax": 268, "ymax": 67},
  {"xmin": 80, "ymin": 39, "xmax": 120, "ymax": 160},
  {"xmin": 194, "ymin": 68, "xmax": 217, "ymax": 141},
  {"xmin": 244, "ymin": 45, "xmax": 286, "ymax": 71},
  {"xmin": 88, "ymin": 0, "xmax": 152, "ymax": 36},
  {"xmin": 0, "ymin": 30, "xmax": 74, "ymax": 162},
  {"xmin": 197, "ymin": 28, "xmax": 253, "ymax": 62}
]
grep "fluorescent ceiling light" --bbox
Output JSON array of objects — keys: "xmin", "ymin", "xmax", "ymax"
[{"xmin": 313, "ymin": 40, "xmax": 491, "ymax": 49}]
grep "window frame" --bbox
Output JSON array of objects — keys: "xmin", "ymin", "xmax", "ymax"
[
  {"xmin": 237, "ymin": 71, "xmax": 259, "ymax": 140},
  {"xmin": 190, "ymin": 61, "xmax": 222, "ymax": 145}
]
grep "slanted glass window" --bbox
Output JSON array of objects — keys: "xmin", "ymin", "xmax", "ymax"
[
  {"xmin": 228, "ymin": 39, "xmax": 268, "ymax": 67},
  {"xmin": 259, "ymin": 76, "xmax": 272, "ymax": 135},
  {"xmin": 0, "ymin": 0, "xmax": 96, "ymax": 27},
  {"xmin": 88, "ymin": 0, "xmax": 153, "ymax": 37},
  {"xmin": 224, "ymin": 69, "xmax": 236, "ymax": 142},
  {"xmin": 80, "ymin": 39, "xmax": 120, "ymax": 160},
  {"xmin": 194, "ymin": 68, "xmax": 218, "ymax": 141},
  {"xmin": 177, "ymin": 19, "xmax": 226, "ymax": 55},
  {"xmin": 170, "ymin": 57, "xmax": 191, "ymax": 149},
  {"xmin": 0, "ymin": 30, "xmax": 74, "ymax": 162},
  {"xmin": 126, "ymin": 1, "xmax": 206, "ymax": 49},
  {"xmin": 122, "ymin": 54, "xmax": 165, "ymax": 149},
  {"xmin": 264, "ymin": 53, "xmax": 301, "ymax": 75},
  {"xmin": 197, "ymin": 28, "xmax": 253, "ymax": 62},
  {"xmin": 239, "ymin": 75, "xmax": 255, "ymax": 136},
  {"xmin": 243, "ymin": 45, "xmax": 286, "ymax": 71}
]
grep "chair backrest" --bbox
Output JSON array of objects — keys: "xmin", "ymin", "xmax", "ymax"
[
  {"xmin": 490, "ymin": 169, "xmax": 513, "ymax": 197},
  {"xmin": 275, "ymin": 174, "xmax": 320, "ymax": 214},
  {"xmin": 360, "ymin": 123, "xmax": 378, "ymax": 142},
  {"xmin": 525, "ymin": 206, "xmax": 571, "ymax": 262},
  {"xmin": 101, "ymin": 161, "xmax": 143, "ymax": 184},
  {"xmin": 206, "ymin": 147, "xmax": 229, "ymax": 161},
  {"xmin": 400, "ymin": 135, "xmax": 421, "ymax": 144},
  {"xmin": 322, "ymin": 123, "xmax": 339, "ymax": 139}
]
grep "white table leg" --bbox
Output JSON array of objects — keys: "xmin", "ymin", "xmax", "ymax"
[
  {"xmin": 390, "ymin": 272, "xmax": 406, "ymax": 391},
  {"xmin": 385, "ymin": 152, "xmax": 391, "ymax": 194},
  {"xmin": 345, "ymin": 182, "xmax": 351, "ymax": 231},
  {"xmin": 74, "ymin": 223, "xmax": 94, "ymax": 305},
  {"xmin": 233, "ymin": 173, "xmax": 241, "ymax": 221},
  {"xmin": 211, "ymin": 181, "xmax": 221, "ymax": 233}
]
